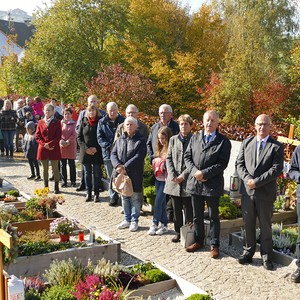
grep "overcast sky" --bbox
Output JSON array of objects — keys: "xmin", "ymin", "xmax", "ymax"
[{"xmin": 1, "ymin": 0, "xmax": 206, "ymax": 15}]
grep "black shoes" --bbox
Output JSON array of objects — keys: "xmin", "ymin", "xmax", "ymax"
[
  {"xmin": 76, "ymin": 185, "xmax": 86, "ymax": 192},
  {"xmin": 171, "ymin": 234, "xmax": 180, "ymax": 243},
  {"xmin": 238, "ymin": 255, "xmax": 253, "ymax": 265},
  {"xmin": 108, "ymin": 199, "xmax": 118, "ymax": 207},
  {"xmin": 34, "ymin": 176, "xmax": 41, "ymax": 181},
  {"xmin": 263, "ymin": 260, "xmax": 274, "ymax": 270},
  {"xmin": 85, "ymin": 192, "xmax": 92, "ymax": 202},
  {"xmin": 27, "ymin": 175, "xmax": 35, "ymax": 180},
  {"xmin": 61, "ymin": 182, "xmax": 68, "ymax": 188},
  {"xmin": 291, "ymin": 268, "xmax": 300, "ymax": 283},
  {"xmin": 94, "ymin": 194, "xmax": 100, "ymax": 202},
  {"xmin": 71, "ymin": 182, "xmax": 76, "ymax": 187}
]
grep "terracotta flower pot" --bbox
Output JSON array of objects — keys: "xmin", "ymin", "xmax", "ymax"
[{"xmin": 59, "ymin": 234, "xmax": 70, "ymax": 242}]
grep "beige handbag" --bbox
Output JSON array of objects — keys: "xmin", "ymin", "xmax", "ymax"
[
  {"xmin": 113, "ymin": 172, "xmax": 134, "ymax": 197},
  {"xmin": 180, "ymin": 223, "xmax": 195, "ymax": 248}
]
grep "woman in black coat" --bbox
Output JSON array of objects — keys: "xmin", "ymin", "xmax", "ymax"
[{"xmin": 77, "ymin": 105, "xmax": 103, "ymax": 202}]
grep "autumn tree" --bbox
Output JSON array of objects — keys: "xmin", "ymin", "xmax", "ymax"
[
  {"xmin": 84, "ymin": 64, "xmax": 158, "ymax": 114},
  {"xmin": 204, "ymin": 0, "xmax": 298, "ymax": 125},
  {"xmin": 18, "ymin": 0, "xmax": 129, "ymax": 100}
]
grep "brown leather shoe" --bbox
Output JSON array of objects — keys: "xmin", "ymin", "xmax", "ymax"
[
  {"xmin": 210, "ymin": 247, "xmax": 219, "ymax": 258},
  {"xmin": 186, "ymin": 243, "xmax": 204, "ymax": 252}
]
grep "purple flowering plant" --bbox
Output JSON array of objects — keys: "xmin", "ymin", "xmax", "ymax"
[{"xmin": 50, "ymin": 217, "xmax": 79, "ymax": 235}]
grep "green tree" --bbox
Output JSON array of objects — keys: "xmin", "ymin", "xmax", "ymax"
[
  {"xmin": 206, "ymin": 0, "xmax": 298, "ymax": 125},
  {"xmin": 19, "ymin": 0, "xmax": 129, "ymax": 100}
]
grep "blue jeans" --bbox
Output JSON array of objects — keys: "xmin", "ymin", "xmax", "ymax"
[
  {"xmin": 2, "ymin": 130, "xmax": 15, "ymax": 157},
  {"xmin": 84, "ymin": 163, "xmax": 101, "ymax": 194},
  {"xmin": 153, "ymin": 180, "xmax": 168, "ymax": 226},
  {"xmin": 104, "ymin": 159, "xmax": 119, "ymax": 201},
  {"xmin": 122, "ymin": 192, "xmax": 142, "ymax": 223}
]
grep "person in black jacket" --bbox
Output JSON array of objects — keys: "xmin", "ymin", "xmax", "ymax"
[
  {"xmin": 111, "ymin": 117, "xmax": 147, "ymax": 232},
  {"xmin": 77, "ymin": 105, "xmax": 103, "ymax": 202},
  {"xmin": 288, "ymin": 146, "xmax": 300, "ymax": 283},
  {"xmin": 184, "ymin": 110, "xmax": 231, "ymax": 258},
  {"xmin": 23, "ymin": 121, "xmax": 40, "ymax": 180}
]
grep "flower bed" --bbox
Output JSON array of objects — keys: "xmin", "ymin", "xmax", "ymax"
[
  {"xmin": 4, "ymin": 231, "xmax": 120, "ymax": 277},
  {"xmin": 229, "ymin": 224, "xmax": 298, "ymax": 266}
]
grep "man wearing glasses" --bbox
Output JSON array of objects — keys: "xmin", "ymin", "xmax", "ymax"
[{"xmin": 236, "ymin": 114, "xmax": 284, "ymax": 270}]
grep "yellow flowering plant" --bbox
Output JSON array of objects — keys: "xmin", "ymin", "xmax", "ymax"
[{"xmin": 25, "ymin": 188, "xmax": 65, "ymax": 218}]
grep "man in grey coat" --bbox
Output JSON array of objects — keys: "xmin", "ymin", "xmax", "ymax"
[
  {"xmin": 236, "ymin": 114, "xmax": 284, "ymax": 270},
  {"xmin": 184, "ymin": 110, "xmax": 231, "ymax": 258}
]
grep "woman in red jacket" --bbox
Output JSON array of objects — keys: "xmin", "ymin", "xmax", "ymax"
[{"xmin": 35, "ymin": 104, "xmax": 62, "ymax": 194}]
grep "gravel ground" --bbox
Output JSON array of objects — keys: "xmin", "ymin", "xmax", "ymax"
[{"xmin": 1, "ymin": 155, "xmax": 300, "ymax": 300}]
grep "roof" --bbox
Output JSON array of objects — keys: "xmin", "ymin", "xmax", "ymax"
[{"xmin": 0, "ymin": 19, "xmax": 35, "ymax": 48}]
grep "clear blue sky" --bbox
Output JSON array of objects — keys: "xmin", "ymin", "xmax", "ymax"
[{"xmin": 1, "ymin": 0, "xmax": 207, "ymax": 15}]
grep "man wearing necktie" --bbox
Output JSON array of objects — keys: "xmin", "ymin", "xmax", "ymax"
[
  {"xmin": 236, "ymin": 114, "xmax": 284, "ymax": 270},
  {"xmin": 184, "ymin": 110, "xmax": 231, "ymax": 258}
]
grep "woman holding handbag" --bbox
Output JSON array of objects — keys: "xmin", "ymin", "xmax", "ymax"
[{"xmin": 111, "ymin": 117, "xmax": 147, "ymax": 232}]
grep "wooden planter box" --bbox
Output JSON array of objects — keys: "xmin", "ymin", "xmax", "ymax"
[
  {"xmin": 4, "ymin": 232, "xmax": 121, "ymax": 277},
  {"xmin": 11, "ymin": 218, "xmax": 56, "ymax": 233},
  {"xmin": 205, "ymin": 210, "xmax": 297, "ymax": 236},
  {"xmin": 229, "ymin": 231, "xmax": 296, "ymax": 266},
  {"xmin": 0, "ymin": 200, "xmax": 26, "ymax": 210}
]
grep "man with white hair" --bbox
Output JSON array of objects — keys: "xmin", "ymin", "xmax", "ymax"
[
  {"xmin": 147, "ymin": 104, "xmax": 179, "ymax": 222},
  {"xmin": 147, "ymin": 104, "xmax": 179, "ymax": 162},
  {"xmin": 97, "ymin": 102, "xmax": 125, "ymax": 206},
  {"xmin": 114, "ymin": 104, "xmax": 148, "ymax": 141}
]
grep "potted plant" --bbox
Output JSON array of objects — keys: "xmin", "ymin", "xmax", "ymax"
[{"xmin": 50, "ymin": 217, "xmax": 79, "ymax": 242}]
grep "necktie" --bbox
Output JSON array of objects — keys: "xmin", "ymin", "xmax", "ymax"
[
  {"xmin": 206, "ymin": 135, "xmax": 211, "ymax": 144},
  {"xmin": 257, "ymin": 140, "xmax": 263, "ymax": 163}
]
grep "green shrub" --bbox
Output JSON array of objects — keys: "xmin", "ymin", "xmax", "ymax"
[
  {"xmin": 43, "ymin": 258, "xmax": 87, "ymax": 287},
  {"xmin": 6, "ymin": 189, "xmax": 20, "ymax": 197},
  {"xmin": 130, "ymin": 262, "xmax": 156, "ymax": 275},
  {"xmin": 186, "ymin": 294, "xmax": 213, "ymax": 300},
  {"xmin": 219, "ymin": 194, "xmax": 239, "ymax": 219},
  {"xmin": 145, "ymin": 269, "xmax": 170, "ymax": 283},
  {"xmin": 143, "ymin": 186, "xmax": 156, "ymax": 206},
  {"xmin": 41, "ymin": 286, "xmax": 75, "ymax": 300},
  {"xmin": 25, "ymin": 289, "xmax": 42, "ymax": 300}
]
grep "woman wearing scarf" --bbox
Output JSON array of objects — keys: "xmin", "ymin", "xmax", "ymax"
[
  {"xmin": 77, "ymin": 105, "xmax": 103, "ymax": 202},
  {"xmin": 35, "ymin": 104, "xmax": 62, "ymax": 193}
]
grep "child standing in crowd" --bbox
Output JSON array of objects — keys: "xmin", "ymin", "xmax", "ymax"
[
  {"xmin": 23, "ymin": 121, "xmax": 40, "ymax": 181},
  {"xmin": 32, "ymin": 96, "xmax": 44, "ymax": 120},
  {"xmin": 148, "ymin": 126, "xmax": 172, "ymax": 235},
  {"xmin": 25, "ymin": 111, "xmax": 37, "ymax": 127}
]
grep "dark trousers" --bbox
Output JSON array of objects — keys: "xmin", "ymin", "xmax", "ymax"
[
  {"xmin": 241, "ymin": 194, "xmax": 273, "ymax": 260},
  {"xmin": 84, "ymin": 163, "xmax": 101, "ymax": 195},
  {"xmin": 28, "ymin": 157, "xmax": 40, "ymax": 177},
  {"xmin": 80, "ymin": 164, "xmax": 86, "ymax": 188},
  {"xmin": 171, "ymin": 195, "xmax": 193, "ymax": 233},
  {"xmin": 61, "ymin": 159, "xmax": 76, "ymax": 184},
  {"xmin": 296, "ymin": 201, "xmax": 300, "ymax": 268},
  {"xmin": 192, "ymin": 195, "xmax": 220, "ymax": 247}
]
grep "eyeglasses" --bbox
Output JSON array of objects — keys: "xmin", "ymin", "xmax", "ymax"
[{"xmin": 256, "ymin": 123, "xmax": 270, "ymax": 127}]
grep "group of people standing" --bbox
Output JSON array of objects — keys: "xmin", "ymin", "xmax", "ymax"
[{"xmin": 1, "ymin": 95, "xmax": 300, "ymax": 283}]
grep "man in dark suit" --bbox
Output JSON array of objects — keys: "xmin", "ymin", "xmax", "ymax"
[
  {"xmin": 184, "ymin": 110, "xmax": 231, "ymax": 258},
  {"xmin": 287, "ymin": 146, "xmax": 300, "ymax": 282},
  {"xmin": 236, "ymin": 114, "xmax": 284, "ymax": 270}
]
